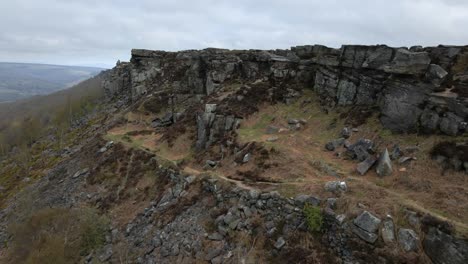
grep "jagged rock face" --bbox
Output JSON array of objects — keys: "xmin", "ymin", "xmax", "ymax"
[{"xmin": 103, "ymin": 44, "xmax": 468, "ymax": 136}]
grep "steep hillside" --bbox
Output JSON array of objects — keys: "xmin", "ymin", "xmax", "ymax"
[
  {"xmin": 0, "ymin": 62, "xmax": 104, "ymax": 102},
  {"xmin": 0, "ymin": 45, "xmax": 467, "ymax": 264}
]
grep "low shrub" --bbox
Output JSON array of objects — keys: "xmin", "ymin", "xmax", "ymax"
[
  {"xmin": 7, "ymin": 207, "xmax": 109, "ymax": 264},
  {"xmin": 303, "ymin": 204, "xmax": 323, "ymax": 233}
]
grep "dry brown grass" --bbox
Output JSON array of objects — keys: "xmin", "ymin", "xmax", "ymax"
[
  {"xmin": 4, "ymin": 207, "xmax": 109, "ymax": 264},
  {"xmin": 218, "ymin": 91, "xmax": 468, "ymax": 236},
  {"xmin": 104, "ymin": 90, "xmax": 468, "ymax": 236}
]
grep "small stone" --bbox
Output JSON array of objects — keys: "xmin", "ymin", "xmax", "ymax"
[
  {"xmin": 324, "ymin": 181, "xmax": 347, "ymax": 193},
  {"xmin": 336, "ymin": 214, "xmax": 346, "ymax": 225},
  {"xmin": 390, "ymin": 144, "xmax": 402, "ymax": 160},
  {"xmin": 242, "ymin": 153, "xmax": 251, "ymax": 163},
  {"xmin": 344, "ymin": 140, "xmax": 352, "ymax": 149},
  {"xmin": 266, "ymin": 136, "xmax": 279, "ymax": 142},
  {"xmin": 325, "ymin": 138, "xmax": 345, "ymax": 151},
  {"xmin": 398, "ymin": 228, "xmax": 419, "ymax": 252},
  {"xmin": 274, "ymin": 237, "xmax": 286, "ymax": 249},
  {"xmin": 398, "ymin": 156, "xmax": 415, "ymax": 164},
  {"xmin": 341, "ymin": 127, "xmax": 352, "ymax": 139},
  {"xmin": 249, "ymin": 189, "xmax": 260, "ymax": 200},
  {"xmin": 73, "ymin": 168, "xmax": 89, "ymax": 179},
  {"xmin": 326, "ymin": 198, "xmax": 337, "ymax": 209},
  {"xmin": 376, "ymin": 149, "xmax": 393, "ymax": 176},
  {"xmin": 288, "ymin": 119, "xmax": 300, "ymax": 125},
  {"xmin": 381, "ymin": 216, "xmax": 396, "ymax": 244},
  {"xmin": 208, "ymin": 232, "xmax": 223, "ymax": 241},
  {"xmin": 266, "ymin": 125, "xmax": 280, "ymax": 134},
  {"xmin": 206, "ymin": 160, "xmax": 217, "ymax": 167},
  {"xmin": 98, "ymin": 147, "xmax": 108, "ymax": 153},
  {"xmin": 405, "ymin": 210, "xmax": 420, "ymax": 228}
]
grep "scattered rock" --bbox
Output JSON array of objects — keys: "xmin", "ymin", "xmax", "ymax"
[
  {"xmin": 242, "ymin": 153, "xmax": 251, "ymax": 163},
  {"xmin": 325, "ymin": 138, "xmax": 345, "ymax": 151},
  {"xmin": 288, "ymin": 118, "xmax": 306, "ymax": 125},
  {"xmin": 351, "ymin": 223, "xmax": 379, "ymax": 243},
  {"xmin": 398, "ymin": 228, "xmax": 419, "ymax": 252},
  {"xmin": 152, "ymin": 112, "xmax": 175, "ymax": 127},
  {"xmin": 390, "ymin": 144, "xmax": 402, "ymax": 160},
  {"xmin": 336, "ymin": 214, "xmax": 346, "ymax": 225},
  {"xmin": 324, "ymin": 181, "xmax": 347, "ymax": 193},
  {"xmin": 353, "ymin": 211, "xmax": 381, "ymax": 233},
  {"xmin": 294, "ymin": 194, "xmax": 321, "ymax": 207},
  {"xmin": 326, "ymin": 198, "xmax": 337, "ymax": 209},
  {"xmin": 97, "ymin": 244, "xmax": 113, "ymax": 262},
  {"xmin": 341, "ymin": 127, "xmax": 352, "ymax": 139},
  {"xmin": 398, "ymin": 156, "xmax": 416, "ymax": 164},
  {"xmin": 266, "ymin": 136, "xmax": 279, "ymax": 142},
  {"xmin": 98, "ymin": 141, "xmax": 114, "ymax": 153},
  {"xmin": 405, "ymin": 210, "xmax": 420, "ymax": 228},
  {"xmin": 206, "ymin": 160, "xmax": 218, "ymax": 168},
  {"xmin": 356, "ymin": 156, "xmax": 377, "ymax": 175},
  {"xmin": 274, "ymin": 237, "xmax": 286, "ymax": 249},
  {"xmin": 376, "ymin": 149, "xmax": 393, "ymax": 176},
  {"xmin": 346, "ymin": 139, "xmax": 374, "ymax": 161},
  {"xmin": 381, "ymin": 216, "xmax": 396, "ymax": 244},
  {"xmin": 208, "ymin": 232, "xmax": 224, "ymax": 241},
  {"xmin": 73, "ymin": 168, "xmax": 89, "ymax": 179}
]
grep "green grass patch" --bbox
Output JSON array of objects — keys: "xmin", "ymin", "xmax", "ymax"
[{"xmin": 303, "ymin": 204, "xmax": 323, "ymax": 233}]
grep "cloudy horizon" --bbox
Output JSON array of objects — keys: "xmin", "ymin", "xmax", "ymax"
[{"xmin": 1, "ymin": 0, "xmax": 467, "ymax": 68}]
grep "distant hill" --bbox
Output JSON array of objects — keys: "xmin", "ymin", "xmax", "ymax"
[{"xmin": 0, "ymin": 62, "xmax": 105, "ymax": 102}]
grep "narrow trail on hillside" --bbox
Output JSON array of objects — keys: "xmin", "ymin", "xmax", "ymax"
[{"xmin": 107, "ymin": 132, "xmax": 468, "ymax": 235}]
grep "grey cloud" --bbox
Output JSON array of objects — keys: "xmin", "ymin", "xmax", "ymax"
[{"xmin": 0, "ymin": 0, "xmax": 467, "ymax": 67}]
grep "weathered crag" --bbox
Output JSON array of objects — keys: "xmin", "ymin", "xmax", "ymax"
[
  {"xmin": 1, "ymin": 44, "xmax": 468, "ymax": 264},
  {"xmin": 104, "ymin": 44, "xmax": 468, "ymax": 136}
]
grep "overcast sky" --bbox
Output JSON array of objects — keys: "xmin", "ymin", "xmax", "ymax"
[{"xmin": 1, "ymin": 0, "xmax": 467, "ymax": 68}]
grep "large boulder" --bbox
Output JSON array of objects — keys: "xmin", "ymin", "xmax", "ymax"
[
  {"xmin": 346, "ymin": 139, "xmax": 374, "ymax": 161},
  {"xmin": 423, "ymin": 227, "xmax": 468, "ymax": 264},
  {"xmin": 354, "ymin": 211, "xmax": 382, "ymax": 233},
  {"xmin": 380, "ymin": 80, "xmax": 429, "ymax": 133},
  {"xmin": 351, "ymin": 211, "xmax": 381, "ymax": 244},
  {"xmin": 376, "ymin": 149, "xmax": 393, "ymax": 177},
  {"xmin": 398, "ymin": 228, "xmax": 419, "ymax": 252}
]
